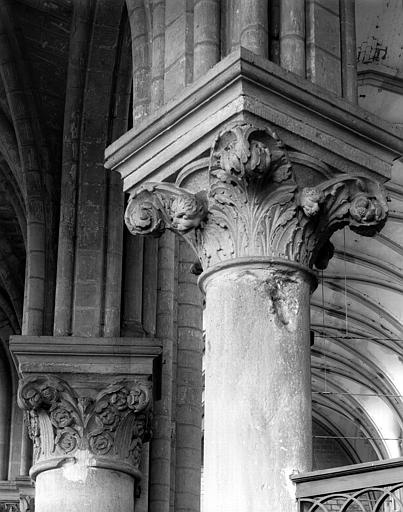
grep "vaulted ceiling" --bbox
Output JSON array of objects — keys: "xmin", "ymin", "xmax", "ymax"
[
  {"xmin": 310, "ymin": 0, "xmax": 403, "ymax": 466},
  {"xmin": 0, "ymin": 0, "xmax": 130, "ymax": 381},
  {"xmin": 0, "ymin": 0, "xmax": 74, "ymax": 394}
]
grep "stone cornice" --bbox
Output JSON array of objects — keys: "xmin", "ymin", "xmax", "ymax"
[
  {"xmin": 9, "ymin": 336, "xmax": 162, "ymax": 376},
  {"xmin": 358, "ymin": 64, "xmax": 403, "ymax": 96},
  {"xmin": 105, "ymin": 48, "xmax": 403, "ymax": 192}
]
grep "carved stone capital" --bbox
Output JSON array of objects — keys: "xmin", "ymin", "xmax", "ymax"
[
  {"xmin": 18, "ymin": 375, "xmax": 151, "ymax": 475},
  {"xmin": 19, "ymin": 497, "xmax": 34, "ymax": 512},
  {"xmin": 0, "ymin": 505, "xmax": 20, "ymax": 512},
  {"xmin": 124, "ymin": 123, "xmax": 388, "ymax": 272}
]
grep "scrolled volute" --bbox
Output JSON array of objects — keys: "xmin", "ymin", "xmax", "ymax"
[
  {"xmin": 123, "ymin": 122, "xmax": 389, "ymax": 272},
  {"xmin": 18, "ymin": 375, "xmax": 151, "ymax": 469},
  {"xmin": 18, "ymin": 375, "xmax": 79, "ymax": 461},
  {"xmin": 300, "ymin": 176, "xmax": 388, "ymax": 232},
  {"xmin": 18, "ymin": 374, "xmax": 71, "ymax": 411},
  {"xmin": 299, "ymin": 175, "xmax": 388, "ymax": 268},
  {"xmin": 125, "ymin": 182, "xmax": 208, "ymax": 237}
]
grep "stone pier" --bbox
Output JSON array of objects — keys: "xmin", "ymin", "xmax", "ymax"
[
  {"xmin": 201, "ymin": 261, "xmax": 314, "ymax": 511},
  {"xmin": 10, "ymin": 336, "xmax": 160, "ymax": 512},
  {"xmin": 122, "ymin": 123, "xmax": 388, "ymax": 511}
]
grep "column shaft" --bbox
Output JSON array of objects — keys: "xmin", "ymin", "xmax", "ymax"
[
  {"xmin": 306, "ymin": 0, "xmax": 342, "ymax": 95},
  {"xmin": 70, "ymin": 1, "xmax": 124, "ymax": 337},
  {"xmin": 35, "ymin": 467, "xmax": 135, "ymax": 512},
  {"xmin": 240, "ymin": 0, "xmax": 269, "ymax": 58},
  {"xmin": 149, "ymin": 231, "xmax": 176, "ymax": 512},
  {"xmin": 128, "ymin": 0, "xmax": 151, "ymax": 125},
  {"xmin": 202, "ymin": 263, "xmax": 313, "ymax": 512},
  {"xmin": 193, "ymin": 0, "xmax": 220, "ymax": 80},
  {"xmin": 19, "ymin": 426, "xmax": 31, "ymax": 477},
  {"xmin": 53, "ymin": 0, "xmax": 93, "ymax": 336},
  {"xmin": 229, "ymin": 0, "xmax": 240, "ymax": 53},
  {"xmin": 170, "ymin": 237, "xmax": 179, "ymax": 512},
  {"xmin": 102, "ymin": 169, "xmax": 124, "ymax": 337},
  {"xmin": 270, "ymin": 0, "xmax": 281, "ymax": 64},
  {"xmin": 280, "ymin": 0, "xmax": 305, "ymax": 76},
  {"xmin": 122, "ymin": 234, "xmax": 145, "ymax": 336},
  {"xmin": 142, "ymin": 238, "xmax": 159, "ymax": 336},
  {"xmin": 151, "ymin": 0, "xmax": 166, "ymax": 111},
  {"xmin": 7, "ymin": 405, "xmax": 24, "ymax": 479},
  {"xmin": 164, "ymin": 0, "xmax": 194, "ymax": 102},
  {"xmin": 175, "ymin": 241, "xmax": 203, "ymax": 512},
  {"xmin": 340, "ymin": 0, "xmax": 358, "ymax": 103},
  {"xmin": 0, "ymin": 348, "xmax": 10, "ymax": 479}
]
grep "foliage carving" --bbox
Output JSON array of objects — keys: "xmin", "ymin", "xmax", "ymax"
[
  {"xmin": 124, "ymin": 123, "xmax": 388, "ymax": 271},
  {"xmin": 18, "ymin": 375, "xmax": 151, "ymax": 469}
]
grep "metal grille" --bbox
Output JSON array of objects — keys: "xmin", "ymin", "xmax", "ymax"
[{"xmin": 299, "ymin": 484, "xmax": 403, "ymax": 512}]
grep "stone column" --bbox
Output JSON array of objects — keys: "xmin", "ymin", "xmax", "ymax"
[
  {"xmin": 340, "ymin": 0, "xmax": 358, "ymax": 103},
  {"xmin": 240, "ymin": 0, "xmax": 269, "ymax": 58},
  {"xmin": 193, "ymin": 0, "xmax": 220, "ymax": 80},
  {"xmin": 201, "ymin": 261, "xmax": 313, "ymax": 511},
  {"xmin": 0, "ymin": 346, "xmax": 11, "ymax": 479},
  {"xmin": 19, "ymin": 376, "xmax": 149, "ymax": 512},
  {"xmin": 124, "ymin": 123, "xmax": 388, "ymax": 512},
  {"xmin": 280, "ymin": 0, "xmax": 305, "ymax": 76},
  {"xmin": 11, "ymin": 336, "xmax": 160, "ymax": 512}
]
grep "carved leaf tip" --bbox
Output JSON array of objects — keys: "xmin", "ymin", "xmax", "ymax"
[
  {"xmin": 300, "ymin": 177, "xmax": 388, "ymax": 238},
  {"xmin": 125, "ymin": 186, "xmax": 165, "ymax": 237},
  {"xmin": 211, "ymin": 124, "xmax": 292, "ymax": 183}
]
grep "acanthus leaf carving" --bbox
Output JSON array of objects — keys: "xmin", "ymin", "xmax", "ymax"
[
  {"xmin": 124, "ymin": 122, "xmax": 389, "ymax": 273},
  {"xmin": 198, "ymin": 124, "xmax": 302, "ymax": 268},
  {"xmin": 210, "ymin": 123, "xmax": 292, "ymax": 183},
  {"xmin": 0, "ymin": 504, "xmax": 20, "ymax": 512},
  {"xmin": 0, "ymin": 496, "xmax": 34, "ymax": 512},
  {"xmin": 18, "ymin": 375, "xmax": 151, "ymax": 470},
  {"xmin": 19, "ymin": 497, "xmax": 34, "ymax": 512}
]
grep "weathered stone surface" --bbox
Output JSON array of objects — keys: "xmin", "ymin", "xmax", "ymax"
[
  {"xmin": 2, "ymin": 3, "xmax": 403, "ymax": 512},
  {"xmin": 18, "ymin": 375, "xmax": 151, "ymax": 469},
  {"xmin": 202, "ymin": 263, "xmax": 313, "ymax": 512},
  {"xmin": 124, "ymin": 122, "xmax": 389, "ymax": 273},
  {"xmin": 35, "ymin": 465, "xmax": 134, "ymax": 512},
  {"xmin": 10, "ymin": 336, "xmax": 160, "ymax": 512},
  {"xmin": 106, "ymin": 49, "xmax": 403, "ymax": 194},
  {"xmin": 123, "ymin": 121, "xmax": 389, "ymax": 512}
]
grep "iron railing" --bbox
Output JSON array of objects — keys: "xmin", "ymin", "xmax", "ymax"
[{"xmin": 292, "ymin": 457, "xmax": 403, "ymax": 512}]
